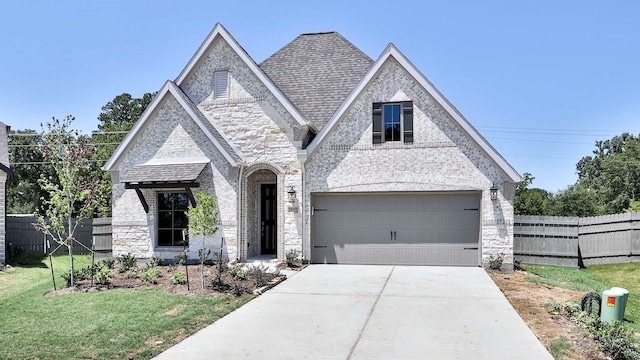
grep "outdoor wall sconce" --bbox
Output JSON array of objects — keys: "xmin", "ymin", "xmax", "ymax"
[
  {"xmin": 288, "ymin": 186, "xmax": 297, "ymax": 203},
  {"xmin": 490, "ymin": 183, "xmax": 498, "ymax": 201}
]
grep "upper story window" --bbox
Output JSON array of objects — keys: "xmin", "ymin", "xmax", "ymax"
[
  {"xmin": 372, "ymin": 101, "xmax": 413, "ymax": 144},
  {"xmin": 214, "ymin": 70, "xmax": 229, "ymax": 100},
  {"xmin": 157, "ymin": 192, "xmax": 189, "ymax": 247}
]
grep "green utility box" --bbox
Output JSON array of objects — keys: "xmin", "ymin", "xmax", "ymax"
[
  {"xmin": 601, "ymin": 288, "xmax": 628, "ymax": 324},
  {"xmin": 610, "ymin": 287, "xmax": 629, "ymax": 314}
]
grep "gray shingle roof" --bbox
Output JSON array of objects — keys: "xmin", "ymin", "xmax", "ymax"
[
  {"xmin": 122, "ymin": 161, "xmax": 208, "ymax": 183},
  {"xmin": 172, "ymin": 82, "xmax": 244, "ymax": 164},
  {"xmin": 260, "ymin": 32, "xmax": 373, "ymax": 130}
]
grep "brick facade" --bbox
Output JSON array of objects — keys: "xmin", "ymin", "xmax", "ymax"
[{"xmin": 0, "ymin": 122, "xmax": 8, "ymax": 265}]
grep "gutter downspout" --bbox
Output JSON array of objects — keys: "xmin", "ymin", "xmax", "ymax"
[
  {"xmin": 296, "ymin": 149, "xmax": 309, "ymax": 262},
  {"xmin": 236, "ymin": 162, "xmax": 245, "ymax": 262}
]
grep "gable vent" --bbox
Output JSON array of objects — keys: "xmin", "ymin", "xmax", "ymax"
[{"xmin": 214, "ymin": 70, "xmax": 228, "ymax": 100}]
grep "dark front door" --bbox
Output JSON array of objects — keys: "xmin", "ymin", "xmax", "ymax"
[{"xmin": 261, "ymin": 184, "xmax": 277, "ymax": 255}]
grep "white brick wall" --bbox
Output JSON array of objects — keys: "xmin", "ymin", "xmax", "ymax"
[
  {"xmin": 304, "ymin": 57, "xmax": 516, "ymax": 266},
  {"xmin": 113, "ymin": 35, "xmax": 305, "ymax": 262},
  {"xmin": 111, "ymin": 35, "xmax": 516, "ymax": 267}
]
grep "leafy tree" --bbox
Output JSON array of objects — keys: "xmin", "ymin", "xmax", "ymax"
[
  {"xmin": 549, "ymin": 184, "xmax": 600, "ymax": 217},
  {"xmin": 90, "ymin": 93, "xmax": 154, "ymax": 217},
  {"xmin": 185, "ymin": 193, "xmax": 219, "ymax": 289},
  {"xmin": 576, "ymin": 133, "xmax": 640, "ymax": 214},
  {"xmin": 6, "ymin": 130, "xmax": 54, "ymax": 214},
  {"xmin": 34, "ymin": 116, "xmax": 101, "ymax": 287},
  {"xmin": 514, "ymin": 173, "xmax": 554, "ymax": 215}
]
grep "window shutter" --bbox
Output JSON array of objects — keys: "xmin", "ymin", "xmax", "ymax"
[
  {"xmin": 214, "ymin": 71, "xmax": 228, "ymax": 100},
  {"xmin": 372, "ymin": 102, "xmax": 382, "ymax": 144},
  {"xmin": 403, "ymin": 101, "xmax": 413, "ymax": 143}
]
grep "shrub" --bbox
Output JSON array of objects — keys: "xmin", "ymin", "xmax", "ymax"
[
  {"xmin": 212, "ymin": 252, "xmax": 228, "ymax": 287},
  {"xmin": 171, "ymin": 272, "xmax": 188, "ymax": 285},
  {"xmin": 285, "ymin": 249, "xmax": 301, "ymax": 268},
  {"xmin": 117, "ymin": 253, "xmax": 137, "ymax": 273},
  {"xmin": 248, "ymin": 264, "xmax": 279, "ymax": 288},
  {"xmin": 124, "ymin": 269, "xmax": 138, "ymax": 279},
  {"xmin": 229, "ymin": 266, "xmax": 248, "ymax": 281},
  {"xmin": 101, "ymin": 257, "xmax": 116, "ymax": 270},
  {"xmin": 61, "ymin": 269, "xmax": 86, "ymax": 287},
  {"xmin": 150, "ymin": 256, "xmax": 164, "ymax": 267},
  {"xmin": 229, "ymin": 280, "xmax": 252, "ymax": 296},
  {"xmin": 488, "ymin": 253, "xmax": 504, "ymax": 270},
  {"xmin": 140, "ymin": 266, "xmax": 161, "ymax": 285},
  {"xmin": 94, "ymin": 267, "xmax": 113, "ymax": 285},
  {"xmin": 592, "ymin": 321, "xmax": 640, "ymax": 360}
]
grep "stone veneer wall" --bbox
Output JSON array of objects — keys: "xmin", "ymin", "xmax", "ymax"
[
  {"xmin": 304, "ymin": 57, "xmax": 517, "ymax": 266},
  {"xmin": 112, "ymin": 94, "xmax": 239, "ymax": 260},
  {"xmin": 113, "ymin": 35, "xmax": 306, "ymax": 262},
  {"xmin": 181, "ymin": 35, "xmax": 305, "ymax": 262}
]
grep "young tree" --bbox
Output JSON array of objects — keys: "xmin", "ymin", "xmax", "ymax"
[
  {"xmin": 34, "ymin": 116, "xmax": 100, "ymax": 287},
  {"xmin": 185, "ymin": 193, "xmax": 219, "ymax": 289}
]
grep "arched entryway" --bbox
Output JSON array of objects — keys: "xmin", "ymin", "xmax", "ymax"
[{"xmin": 240, "ymin": 163, "xmax": 284, "ymax": 261}]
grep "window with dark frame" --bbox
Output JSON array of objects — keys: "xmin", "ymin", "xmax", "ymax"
[
  {"xmin": 157, "ymin": 192, "xmax": 189, "ymax": 247},
  {"xmin": 372, "ymin": 101, "xmax": 413, "ymax": 144}
]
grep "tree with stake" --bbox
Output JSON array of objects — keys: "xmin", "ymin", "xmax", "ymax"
[
  {"xmin": 185, "ymin": 193, "xmax": 219, "ymax": 289},
  {"xmin": 34, "ymin": 116, "xmax": 100, "ymax": 287}
]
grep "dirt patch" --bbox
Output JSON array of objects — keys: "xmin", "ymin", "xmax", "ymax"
[
  {"xmin": 489, "ymin": 270, "xmax": 608, "ymax": 360},
  {"xmin": 46, "ymin": 262, "xmax": 294, "ymax": 297}
]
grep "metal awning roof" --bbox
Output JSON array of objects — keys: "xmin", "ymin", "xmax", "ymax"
[{"xmin": 121, "ymin": 161, "xmax": 208, "ymax": 183}]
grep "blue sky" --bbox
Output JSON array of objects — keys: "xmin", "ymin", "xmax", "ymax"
[{"xmin": 1, "ymin": 1, "xmax": 638, "ymax": 192}]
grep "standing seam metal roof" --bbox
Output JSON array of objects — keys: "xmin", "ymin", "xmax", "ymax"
[{"xmin": 259, "ymin": 32, "xmax": 373, "ymax": 130}]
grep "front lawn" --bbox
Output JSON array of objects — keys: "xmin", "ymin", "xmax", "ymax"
[
  {"xmin": 525, "ymin": 263, "xmax": 640, "ymax": 331},
  {"xmin": 0, "ymin": 255, "xmax": 252, "ymax": 360}
]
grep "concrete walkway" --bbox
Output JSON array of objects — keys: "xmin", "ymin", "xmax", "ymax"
[{"xmin": 156, "ymin": 265, "xmax": 552, "ymax": 359}]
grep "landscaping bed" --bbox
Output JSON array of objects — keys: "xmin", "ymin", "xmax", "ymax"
[
  {"xmin": 490, "ymin": 264, "xmax": 640, "ymax": 360},
  {"xmin": 50, "ymin": 256, "xmax": 288, "ymax": 298}
]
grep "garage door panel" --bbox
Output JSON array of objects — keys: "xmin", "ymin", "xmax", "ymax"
[{"xmin": 312, "ymin": 192, "xmax": 480, "ymax": 266}]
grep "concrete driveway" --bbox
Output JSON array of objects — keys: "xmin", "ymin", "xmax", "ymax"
[{"xmin": 156, "ymin": 265, "xmax": 552, "ymax": 359}]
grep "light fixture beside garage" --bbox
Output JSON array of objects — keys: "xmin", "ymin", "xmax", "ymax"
[
  {"xmin": 288, "ymin": 186, "xmax": 297, "ymax": 203},
  {"xmin": 490, "ymin": 183, "xmax": 499, "ymax": 201}
]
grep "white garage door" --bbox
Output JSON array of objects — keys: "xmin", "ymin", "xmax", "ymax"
[{"xmin": 311, "ymin": 192, "xmax": 480, "ymax": 266}]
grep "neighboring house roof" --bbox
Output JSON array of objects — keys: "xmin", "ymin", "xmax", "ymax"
[
  {"xmin": 121, "ymin": 158, "xmax": 208, "ymax": 183},
  {"xmin": 260, "ymin": 32, "xmax": 373, "ymax": 130},
  {"xmin": 306, "ymin": 43, "xmax": 522, "ymax": 183},
  {"xmin": 103, "ymin": 80, "xmax": 245, "ymax": 171},
  {"xmin": 175, "ymin": 23, "xmax": 312, "ymax": 130}
]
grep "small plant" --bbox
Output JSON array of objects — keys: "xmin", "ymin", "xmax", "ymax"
[
  {"xmin": 213, "ymin": 251, "xmax": 228, "ymax": 287},
  {"xmin": 117, "ymin": 253, "xmax": 137, "ymax": 273},
  {"xmin": 229, "ymin": 280, "xmax": 252, "ymax": 296},
  {"xmin": 285, "ymin": 249, "xmax": 301, "ymax": 268},
  {"xmin": 101, "ymin": 257, "xmax": 116, "ymax": 270},
  {"xmin": 150, "ymin": 256, "xmax": 164, "ymax": 267},
  {"xmin": 488, "ymin": 252, "xmax": 504, "ymax": 270},
  {"xmin": 229, "ymin": 266, "xmax": 248, "ymax": 281},
  {"xmin": 94, "ymin": 267, "xmax": 113, "ymax": 285},
  {"xmin": 546, "ymin": 336, "xmax": 573, "ymax": 359},
  {"xmin": 248, "ymin": 264, "xmax": 279, "ymax": 288},
  {"xmin": 175, "ymin": 254, "xmax": 187, "ymax": 266},
  {"xmin": 140, "ymin": 266, "xmax": 161, "ymax": 285},
  {"xmin": 171, "ymin": 272, "xmax": 188, "ymax": 285},
  {"xmin": 124, "ymin": 269, "xmax": 138, "ymax": 279}
]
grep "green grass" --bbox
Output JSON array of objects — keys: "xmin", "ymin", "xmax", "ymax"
[
  {"xmin": 523, "ymin": 263, "xmax": 640, "ymax": 331},
  {"xmin": 0, "ymin": 255, "xmax": 252, "ymax": 360},
  {"xmin": 546, "ymin": 336, "xmax": 573, "ymax": 360}
]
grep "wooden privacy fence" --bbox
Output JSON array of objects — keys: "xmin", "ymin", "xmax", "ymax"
[
  {"xmin": 6, "ymin": 215, "xmax": 112, "ymax": 259},
  {"xmin": 514, "ymin": 213, "xmax": 640, "ymax": 268}
]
